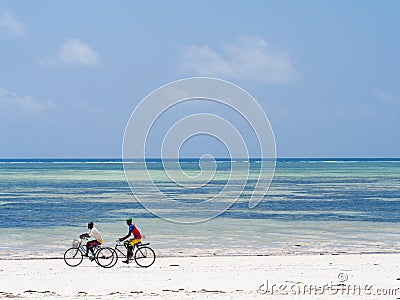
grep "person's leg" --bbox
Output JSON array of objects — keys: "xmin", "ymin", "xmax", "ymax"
[
  {"xmin": 128, "ymin": 238, "xmax": 139, "ymax": 259},
  {"xmin": 85, "ymin": 241, "xmax": 96, "ymax": 256},
  {"xmin": 123, "ymin": 240, "xmax": 134, "ymax": 263},
  {"xmin": 130, "ymin": 239, "xmax": 141, "ymax": 248},
  {"xmin": 85, "ymin": 242, "xmax": 90, "ymax": 256},
  {"xmin": 123, "ymin": 246, "xmax": 133, "ymax": 263},
  {"xmin": 127, "ymin": 245, "xmax": 133, "ymax": 259},
  {"xmin": 89, "ymin": 241, "xmax": 99, "ymax": 256}
]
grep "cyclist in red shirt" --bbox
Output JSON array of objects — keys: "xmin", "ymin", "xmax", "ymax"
[{"xmin": 119, "ymin": 218, "xmax": 142, "ymax": 263}]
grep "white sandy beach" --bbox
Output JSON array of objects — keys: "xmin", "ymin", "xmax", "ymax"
[{"xmin": 0, "ymin": 254, "xmax": 399, "ymax": 299}]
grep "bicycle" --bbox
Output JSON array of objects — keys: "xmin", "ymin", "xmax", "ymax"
[
  {"xmin": 103, "ymin": 240, "xmax": 155, "ymax": 268},
  {"xmin": 64, "ymin": 237, "xmax": 116, "ymax": 268}
]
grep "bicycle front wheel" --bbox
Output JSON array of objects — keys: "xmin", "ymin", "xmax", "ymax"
[
  {"xmin": 134, "ymin": 246, "xmax": 155, "ymax": 268},
  {"xmin": 64, "ymin": 247, "xmax": 83, "ymax": 267},
  {"xmin": 95, "ymin": 247, "xmax": 117, "ymax": 268}
]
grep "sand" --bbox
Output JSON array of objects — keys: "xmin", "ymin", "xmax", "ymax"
[{"xmin": 0, "ymin": 254, "xmax": 399, "ymax": 299}]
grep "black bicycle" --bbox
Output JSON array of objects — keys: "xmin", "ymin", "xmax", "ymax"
[
  {"xmin": 103, "ymin": 240, "xmax": 156, "ymax": 268},
  {"xmin": 64, "ymin": 237, "xmax": 116, "ymax": 268}
]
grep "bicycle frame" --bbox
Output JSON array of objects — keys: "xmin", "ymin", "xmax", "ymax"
[
  {"xmin": 114, "ymin": 244, "xmax": 128, "ymax": 258},
  {"xmin": 75, "ymin": 238, "xmax": 101, "ymax": 256},
  {"xmin": 64, "ymin": 237, "xmax": 113, "ymax": 268},
  {"xmin": 111, "ymin": 241, "xmax": 155, "ymax": 268},
  {"xmin": 113, "ymin": 241, "xmax": 150, "ymax": 257},
  {"xmin": 113, "ymin": 242, "xmax": 139, "ymax": 258},
  {"xmin": 65, "ymin": 239, "xmax": 155, "ymax": 268}
]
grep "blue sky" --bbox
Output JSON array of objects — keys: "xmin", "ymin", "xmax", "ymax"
[{"xmin": 0, "ymin": 1, "xmax": 399, "ymax": 158}]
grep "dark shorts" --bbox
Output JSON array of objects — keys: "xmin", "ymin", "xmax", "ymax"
[{"xmin": 86, "ymin": 240, "xmax": 101, "ymax": 248}]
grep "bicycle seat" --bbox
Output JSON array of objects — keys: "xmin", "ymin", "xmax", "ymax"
[{"xmin": 139, "ymin": 242, "xmax": 150, "ymax": 246}]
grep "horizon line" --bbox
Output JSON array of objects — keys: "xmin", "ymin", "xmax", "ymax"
[{"xmin": 0, "ymin": 157, "xmax": 399, "ymax": 160}]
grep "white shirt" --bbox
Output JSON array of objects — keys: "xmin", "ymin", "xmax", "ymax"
[{"xmin": 88, "ymin": 227, "xmax": 103, "ymax": 243}]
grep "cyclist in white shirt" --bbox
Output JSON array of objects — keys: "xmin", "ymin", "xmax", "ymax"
[{"xmin": 80, "ymin": 222, "xmax": 103, "ymax": 257}]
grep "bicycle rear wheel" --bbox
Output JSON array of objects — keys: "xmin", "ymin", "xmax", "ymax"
[
  {"xmin": 95, "ymin": 247, "xmax": 117, "ymax": 268},
  {"xmin": 134, "ymin": 246, "xmax": 155, "ymax": 268},
  {"xmin": 64, "ymin": 247, "xmax": 83, "ymax": 267}
]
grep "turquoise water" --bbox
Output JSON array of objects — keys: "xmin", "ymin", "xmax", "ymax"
[{"xmin": 0, "ymin": 159, "xmax": 399, "ymax": 258}]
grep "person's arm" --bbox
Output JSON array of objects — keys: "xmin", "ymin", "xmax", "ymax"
[
  {"xmin": 119, "ymin": 231, "xmax": 131, "ymax": 242},
  {"xmin": 80, "ymin": 228, "xmax": 91, "ymax": 239}
]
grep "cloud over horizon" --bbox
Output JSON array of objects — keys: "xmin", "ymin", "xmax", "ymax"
[
  {"xmin": 0, "ymin": 87, "xmax": 56, "ymax": 117},
  {"xmin": 180, "ymin": 35, "xmax": 300, "ymax": 84}
]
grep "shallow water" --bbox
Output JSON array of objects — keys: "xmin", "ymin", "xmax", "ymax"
[{"xmin": 0, "ymin": 159, "xmax": 399, "ymax": 258}]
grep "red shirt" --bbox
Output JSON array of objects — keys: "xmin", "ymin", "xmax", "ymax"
[{"xmin": 129, "ymin": 224, "xmax": 141, "ymax": 239}]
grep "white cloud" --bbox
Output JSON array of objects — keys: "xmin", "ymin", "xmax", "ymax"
[
  {"xmin": 372, "ymin": 89, "xmax": 398, "ymax": 106},
  {"xmin": 0, "ymin": 87, "xmax": 56, "ymax": 116},
  {"xmin": 0, "ymin": 11, "xmax": 26, "ymax": 37},
  {"xmin": 180, "ymin": 35, "xmax": 300, "ymax": 84},
  {"xmin": 58, "ymin": 38, "xmax": 99, "ymax": 66},
  {"xmin": 181, "ymin": 46, "xmax": 235, "ymax": 77},
  {"xmin": 40, "ymin": 38, "xmax": 99, "ymax": 66}
]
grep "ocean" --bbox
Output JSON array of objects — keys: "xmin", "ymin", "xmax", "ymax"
[{"xmin": 0, "ymin": 158, "xmax": 399, "ymax": 258}]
